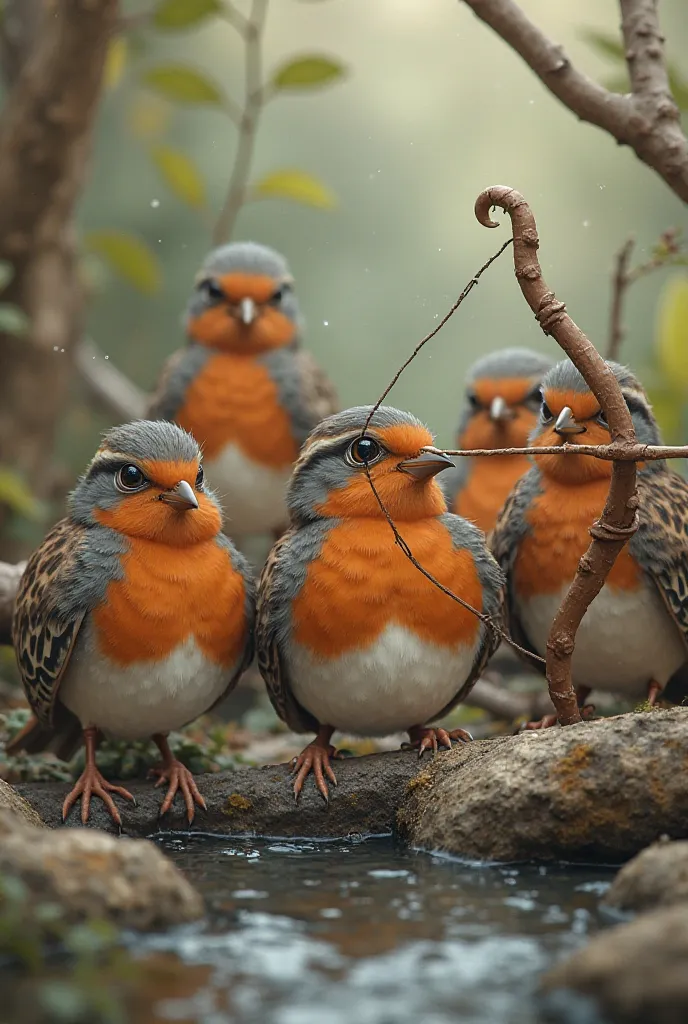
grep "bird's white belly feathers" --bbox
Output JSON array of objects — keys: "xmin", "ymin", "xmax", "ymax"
[
  {"xmin": 287, "ymin": 624, "xmax": 479, "ymax": 737},
  {"xmin": 204, "ymin": 443, "xmax": 291, "ymax": 537},
  {"xmin": 518, "ymin": 581, "xmax": 685, "ymax": 697},
  {"xmin": 60, "ymin": 634, "xmax": 231, "ymax": 740}
]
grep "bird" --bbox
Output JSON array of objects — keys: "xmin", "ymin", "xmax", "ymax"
[
  {"xmin": 8, "ymin": 420, "xmax": 255, "ymax": 825},
  {"xmin": 147, "ymin": 242, "xmax": 338, "ymax": 543},
  {"xmin": 443, "ymin": 348, "xmax": 553, "ymax": 535},
  {"xmin": 255, "ymin": 405, "xmax": 505, "ymax": 800},
  {"xmin": 490, "ymin": 358, "xmax": 688, "ymax": 726}
]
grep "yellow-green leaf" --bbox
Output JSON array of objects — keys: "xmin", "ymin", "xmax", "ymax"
[
  {"xmin": 142, "ymin": 64, "xmax": 224, "ymax": 105},
  {"xmin": 579, "ymin": 28, "xmax": 625, "ymax": 62},
  {"xmin": 0, "ymin": 468, "xmax": 41, "ymax": 519},
  {"xmin": 251, "ymin": 169, "xmax": 337, "ymax": 209},
  {"xmin": 151, "ymin": 146, "xmax": 206, "ymax": 209},
  {"xmin": 127, "ymin": 93, "xmax": 171, "ymax": 141},
  {"xmin": 0, "ymin": 303, "xmax": 28, "ymax": 335},
  {"xmin": 647, "ymin": 386, "xmax": 684, "ymax": 443},
  {"xmin": 153, "ymin": 0, "xmax": 221, "ymax": 30},
  {"xmin": 104, "ymin": 36, "xmax": 128, "ymax": 91},
  {"xmin": 656, "ymin": 275, "xmax": 688, "ymax": 388},
  {"xmin": 272, "ymin": 55, "xmax": 345, "ymax": 91},
  {"xmin": 669, "ymin": 65, "xmax": 688, "ymax": 112},
  {"xmin": 84, "ymin": 231, "xmax": 162, "ymax": 295}
]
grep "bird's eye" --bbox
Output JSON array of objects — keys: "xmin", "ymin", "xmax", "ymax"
[
  {"xmin": 201, "ymin": 278, "xmax": 224, "ymax": 302},
  {"xmin": 540, "ymin": 398, "xmax": 554, "ymax": 423},
  {"xmin": 347, "ymin": 437, "xmax": 384, "ymax": 466},
  {"xmin": 467, "ymin": 389, "xmax": 480, "ymax": 409},
  {"xmin": 115, "ymin": 465, "xmax": 146, "ymax": 492},
  {"xmin": 270, "ymin": 282, "xmax": 291, "ymax": 305},
  {"xmin": 195, "ymin": 465, "xmax": 204, "ymax": 489}
]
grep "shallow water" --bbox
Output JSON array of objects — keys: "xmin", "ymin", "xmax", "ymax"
[{"xmin": 128, "ymin": 834, "xmax": 615, "ymax": 1024}]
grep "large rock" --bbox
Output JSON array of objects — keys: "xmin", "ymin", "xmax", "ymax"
[
  {"xmin": 0, "ymin": 811, "xmax": 203, "ymax": 929},
  {"xmin": 602, "ymin": 836, "xmax": 688, "ymax": 913},
  {"xmin": 0, "ymin": 777, "xmax": 44, "ymax": 828},
  {"xmin": 398, "ymin": 708, "xmax": 688, "ymax": 862},
  {"xmin": 541, "ymin": 905, "xmax": 688, "ymax": 1024},
  {"xmin": 15, "ymin": 750, "xmax": 423, "ymax": 837}
]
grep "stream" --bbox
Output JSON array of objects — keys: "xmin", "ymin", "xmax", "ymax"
[{"xmin": 129, "ymin": 833, "xmax": 616, "ymax": 1024}]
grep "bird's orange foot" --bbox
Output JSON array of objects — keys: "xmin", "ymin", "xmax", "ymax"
[
  {"xmin": 403, "ymin": 725, "xmax": 473, "ymax": 758},
  {"xmin": 291, "ymin": 737, "xmax": 342, "ymax": 804},
  {"xmin": 62, "ymin": 766, "xmax": 135, "ymax": 826},
  {"xmin": 150, "ymin": 760, "xmax": 207, "ymax": 823},
  {"xmin": 520, "ymin": 703, "xmax": 595, "ymax": 731}
]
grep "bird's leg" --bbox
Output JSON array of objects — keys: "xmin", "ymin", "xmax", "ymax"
[
  {"xmin": 291, "ymin": 725, "xmax": 341, "ymax": 803},
  {"xmin": 403, "ymin": 724, "xmax": 473, "ymax": 758},
  {"xmin": 522, "ymin": 686, "xmax": 595, "ymax": 731},
  {"xmin": 647, "ymin": 679, "xmax": 663, "ymax": 706},
  {"xmin": 150, "ymin": 733, "xmax": 207, "ymax": 823},
  {"xmin": 62, "ymin": 727, "xmax": 135, "ymax": 827}
]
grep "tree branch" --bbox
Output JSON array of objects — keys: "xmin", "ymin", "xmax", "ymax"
[
  {"xmin": 460, "ymin": 0, "xmax": 688, "ymax": 204},
  {"xmin": 607, "ymin": 238, "xmax": 635, "ymax": 361},
  {"xmin": 475, "ymin": 184, "xmax": 640, "ymax": 727},
  {"xmin": 75, "ymin": 340, "xmax": 147, "ymax": 422}
]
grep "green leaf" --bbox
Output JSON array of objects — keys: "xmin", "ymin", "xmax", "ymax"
[
  {"xmin": 0, "ymin": 467, "xmax": 41, "ymax": 519},
  {"xmin": 142, "ymin": 64, "xmax": 224, "ymax": 105},
  {"xmin": 0, "ymin": 303, "xmax": 29, "ymax": 336},
  {"xmin": 272, "ymin": 55, "xmax": 346, "ymax": 91},
  {"xmin": 151, "ymin": 146, "xmax": 206, "ymax": 208},
  {"xmin": 251, "ymin": 168, "xmax": 337, "ymax": 209},
  {"xmin": 104, "ymin": 36, "xmax": 128, "ymax": 91},
  {"xmin": 83, "ymin": 231, "xmax": 162, "ymax": 295},
  {"xmin": 579, "ymin": 28, "xmax": 625, "ymax": 62},
  {"xmin": 0, "ymin": 261, "xmax": 14, "ymax": 291},
  {"xmin": 655, "ymin": 275, "xmax": 688, "ymax": 389},
  {"xmin": 153, "ymin": 0, "xmax": 221, "ymax": 30}
]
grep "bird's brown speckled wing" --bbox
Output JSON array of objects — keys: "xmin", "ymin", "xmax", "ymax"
[
  {"xmin": 294, "ymin": 349, "xmax": 339, "ymax": 427},
  {"xmin": 256, "ymin": 529, "xmax": 318, "ymax": 734},
  {"xmin": 12, "ymin": 519, "xmax": 87, "ymax": 728},
  {"xmin": 632, "ymin": 470, "xmax": 688, "ymax": 654}
]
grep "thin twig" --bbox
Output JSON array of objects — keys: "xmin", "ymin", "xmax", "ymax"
[
  {"xmin": 607, "ymin": 238, "xmax": 635, "ymax": 361},
  {"xmin": 213, "ymin": 0, "xmax": 269, "ymax": 245},
  {"xmin": 362, "ymin": 237, "xmax": 513, "ymax": 434},
  {"xmin": 433, "ymin": 442, "xmax": 688, "ymax": 461},
  {"xmin": 362, "ymin": 462, "xmax": 544, "ymax": 665}
]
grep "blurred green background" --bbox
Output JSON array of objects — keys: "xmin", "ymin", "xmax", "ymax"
[{"xmin": 38, "ymin": 0, "xmax": 688, "ymax": 526}]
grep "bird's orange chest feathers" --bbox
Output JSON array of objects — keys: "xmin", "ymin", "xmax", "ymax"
[
  {"xmin": 92, "ymin": 538, "xmax": 247, "ymax": 667},
  {"xmin": 177, "ymin": 353, "xmax": 298, "ymax": 467},
  {"xmin": 455, "ymin": 455, "xmax": 532, "ymax": 534},
  {"xmin": 292, "ymin": 519, "xmax": 482, "ymax": 658},
  {"xmin": 514, "ymin": 478, "xmax": 641, "ymax": 597}
]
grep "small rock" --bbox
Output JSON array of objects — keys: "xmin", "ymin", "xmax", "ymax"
[
  {"xmin": 0, "ymin": 778, "xmax": 44, "ymax": 829},
  {"xmin": 398, "ymin": 708, "xmax": 688, "ymax": 862},
  {"xmin": 541, "ymin": 905, "xmax": 688, "ymax": 1024},
  {"xmin": 0, "ymin": 813, "xmax": 203, "ymax": 930},
  {"xmin": 602, "ymin": 837, "xmax": 688, "ymax": 913}
]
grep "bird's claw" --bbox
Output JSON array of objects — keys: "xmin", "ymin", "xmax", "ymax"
[
  {"xmin": 149, "ymin": 759, "xmax": 207, "ymax": 823},
  {"xmin": 403, "ymin": 726, "xmax": 473, "ymax": 758},
  {"xmin": 291, "ymin": 742, "xmax": 339, "ymax": 803},
  {"xmin": 62, "ymin": 766, "xmax": 135, "ymax": 826}
]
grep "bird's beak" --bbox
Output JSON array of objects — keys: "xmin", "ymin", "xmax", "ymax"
[
  {"xmin": 554, "ymin": 406, "xmax": 587, "ymax": 436},
  {"xmin": 489, "ymin": 396, "xmax": 512, "ymax": 422},
  {"xmin": 159, "ymin": 479, "xmax": 199, "ymax": 511},
  {"xmin": 398, "ymin": 450, "xmax": 455, "ymax": 480},
  {"xmin": 239, "ymin": 297, "xmax": 257, "ymax": 325}
]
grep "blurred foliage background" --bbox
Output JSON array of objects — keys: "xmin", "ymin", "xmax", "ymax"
[{"xmin": 2, "ymin": 0, "xmax": 688, "ymax": 550}]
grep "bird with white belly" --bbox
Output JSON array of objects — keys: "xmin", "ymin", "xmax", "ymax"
[
  {"xmin": 8, "ymin": 421, "xmax": 255, "ymax": 824},
  {"xmin": 491, "ymin": 359, "xmax": 688, "ymax": 725},
  {"xmin": 147, "ymin": 242, "xmax": 338, "ymax": 543},
  {"xmin": 256, "ymin": 405, "xmax": 505, "ymax": 799}
]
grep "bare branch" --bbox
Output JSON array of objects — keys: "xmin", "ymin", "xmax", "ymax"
[
  {"xmin": 460, "ymin": 0, "xmax": 688, "ymax": 204},
  {"xmin": 213, "ymin": 0, "xmax": 269, "ymax": 245},
  {"xmin": 476, "ymin": 184, "xmax": 642, "ymax": 727},
  {"xmin": 75, "ymin": 340, "xmax": 147, "ymax": 422},
  {"xmin": 607, "ymin": 238, "xmax": 635, "ymax": 361},
  {"xmin": 434, "ymin": 442, "xmax": 688, "ymax": 461}
]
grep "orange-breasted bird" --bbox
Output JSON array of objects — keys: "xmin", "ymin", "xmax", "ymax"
[
  {"xmin": 8, "ymin": 421, "xmax": 255, "ymax": 825},
  {"xmin": 491, "ymin": 359, "xmax": 688, "ymax": 724},
  {"xmin": 147, "ymin": 242, "xmax": 338, "ymax": 542},
  {"xmin": 443, "ymin": 348, "xmax": 553, "ymax": 534},
  {"xmin": 256, "ymin": 406, "xmax": 505, "ymax": 799}
]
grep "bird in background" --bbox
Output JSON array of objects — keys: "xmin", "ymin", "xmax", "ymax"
[
  {"xmin": 8, "ymin": 421, "xmax": 255, "ymax": 825},
  {"xmin": 147, "ymin": 242, "xmax": 338, "ymax": 545},
  {"xmin": 443, "ymin": 348, "xmax": 553, "ymax": 535},
  {"xmin": 491, "ymin": 359, "xmax": 688, "ymax": 726},
  {"xmin": 256, "ymin": 405, "xmax": 505, "ymax": 800}
]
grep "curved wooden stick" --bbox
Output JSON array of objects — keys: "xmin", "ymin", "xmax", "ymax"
[{"xmin": 475, "ymin": 185, "xmax": 639, "ymax": 726}]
